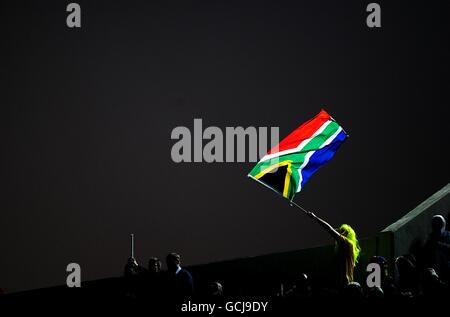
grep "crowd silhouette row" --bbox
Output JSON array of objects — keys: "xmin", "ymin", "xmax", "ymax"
[
  {"xmin": 121, "ymin": 214, "xmax": 450, "ymax": 303},
  {"xmin": 0, "ymin": 214, "xmax": 448, "ymax": 305}
]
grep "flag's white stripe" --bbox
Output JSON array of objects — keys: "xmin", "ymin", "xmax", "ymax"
[
  {"xmin": 258, "ymin": 120, "xmax": 333, "ymax": 163},
  {"xmin": 296, "ymin": 126, "xmax": 343, "ymax": 193}
]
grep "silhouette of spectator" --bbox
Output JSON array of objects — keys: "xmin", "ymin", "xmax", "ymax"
[
  {"xmin": 207, "ymin": 281, "xmax": 223, "ymax": 297},
  {"xmin": 367, "ymin": 256, "xmax": 397, "ymax": 297},
  {"xmin": 123, "ymin": 257, "xmax": 146, "ymax": 298},
  {"xmin": 367, "ymin": 286, "xmax": 384, "ymax": 299},
  {"xmin": 369, "ymin": 256, "xmax": 389, "ymax": 278},
  {"xmin": 342, "ymin": 282, "xmax": 364, "ymax": 298},
  {"xmin": 124, "ymin": 257, "xmax": 140, "ymax": 278},
  {"xmin": 306, "ymin": 212, "xmax": 361, "ymax": 287},
  {"xmin": 284, "ymin": 273, "xmax": 311, "ymax": 298},
  {"xmin": 148, "ymin": 257, "xmax": 162, "ymax": 274},
  {"xmin": 424, "ymin": 214, "xmax": 450, "ymax": 282},
  {"xmin": 395, "ymin": 254, "xmax": 419, "ymax": 297},
  {"xmin": 199, "ymin": 281, "xmax": 224, "ymax": 310},
  {"xmin": 142, "ymin": 257, "xmax": 163, "ymax": 304},
  {"xmin": 165, "ymin": 252, "xmax": 194, "ymax": 303},
  {"xmin": 421, "ymin": 267, "xmax": 448, "ymax": 298}
]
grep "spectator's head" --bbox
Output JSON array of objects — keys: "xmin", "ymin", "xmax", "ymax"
[
  {"xmin": 367, "ymin": 286, "xmax": 384, "ymax": 299},
  {"xmin": 395, "ymin": 254, "xmax": 419, "ymax": 294},
  {"xmin": 127, "ymin": 257, "xmax": 138, "ymax": 267},
  {"xmin": 369, "ymin": 255, "xmax": 387, "ymax": 267},
  {"xmin": 293, "ymin": 273, "xmax": 311, "ymax": 297},
  {"xmin": 148, "ymin": 257, "xmax": 162, "ymax": 273},
  {"xmin": 369, "ymin": 256, "xmax": 389, "ymax": 278},
  {"xmin": 124, "ymin": 257, "xmax": 139, "ymax": 277},
  {"xmin": 343, "ymin": 282, "xmax": 364, "ymax": 298},
  {"xmin": 422, "ymin": 268, "xmax": 445, "ymax": 296},
  {"xmin": 337, "ymin": 224, "xmax": 361, "ymax": 263},
  {"xmin": 295, "ymin": 273, "xmax": 308, "ymax": 286},
  {"xmin": 166, "ymin": 252, "xmax": 181, "ymax": 273},
  {"xmin": 432, "ymin": 215, "xmax": 446, "ymax": 235},
  {"xmin": 395, "ymin": 255, "xmax": 416, "ymax": 278},
  {"xmin": 424, "ymin": 268, "xmax": 440, "ymax": 281},
  {"xmin": 207, "ymin": 282, "xmax": 223, "ymax": 297}
]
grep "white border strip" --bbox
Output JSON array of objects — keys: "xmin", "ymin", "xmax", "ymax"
[{"xmin": 258, "ymin": 120, "xmax": 333, "ymax": 163}]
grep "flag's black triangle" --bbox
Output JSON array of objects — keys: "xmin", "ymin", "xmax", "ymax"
[{"xmin": 258, "ymin": 164, "xmax": 288, "ymax": 195}]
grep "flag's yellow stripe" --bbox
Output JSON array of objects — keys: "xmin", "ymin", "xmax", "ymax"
[
  {"xmin": 254, "ymin": 160, "xmax": 294, "ymax": 198},
  {"xmin": 283, "ymin": 172, "xmax": 290, "ymax": 198},
  {"xmin": 283, "ymin": 163, "xmax": 293, "ymax": 198}
]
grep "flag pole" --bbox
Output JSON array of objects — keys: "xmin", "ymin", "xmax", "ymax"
[
  {"xmin": 289, "ymin": 200, "xmax": 310, "ymax": 215},
  {"xmin": 248, "ymin": 175, "xmax": 311, "ymax": 215},
  {"xmin": 130, "ymin": 233, "xmax": 135, "ymax": 259}
]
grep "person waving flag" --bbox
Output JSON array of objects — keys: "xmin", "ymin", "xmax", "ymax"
[{"xmin": 248, "ymin": 110, "xmax": 360, "ymax": 286}]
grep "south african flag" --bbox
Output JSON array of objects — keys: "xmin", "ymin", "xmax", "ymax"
[{"xmin": 248, "ymin": 109, "xmax": 348, "ymax": 201}]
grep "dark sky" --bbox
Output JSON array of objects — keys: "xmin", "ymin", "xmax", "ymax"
[{"xmin": 1, "ymin": 0, "xmax": 449, "ymax": 293}]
